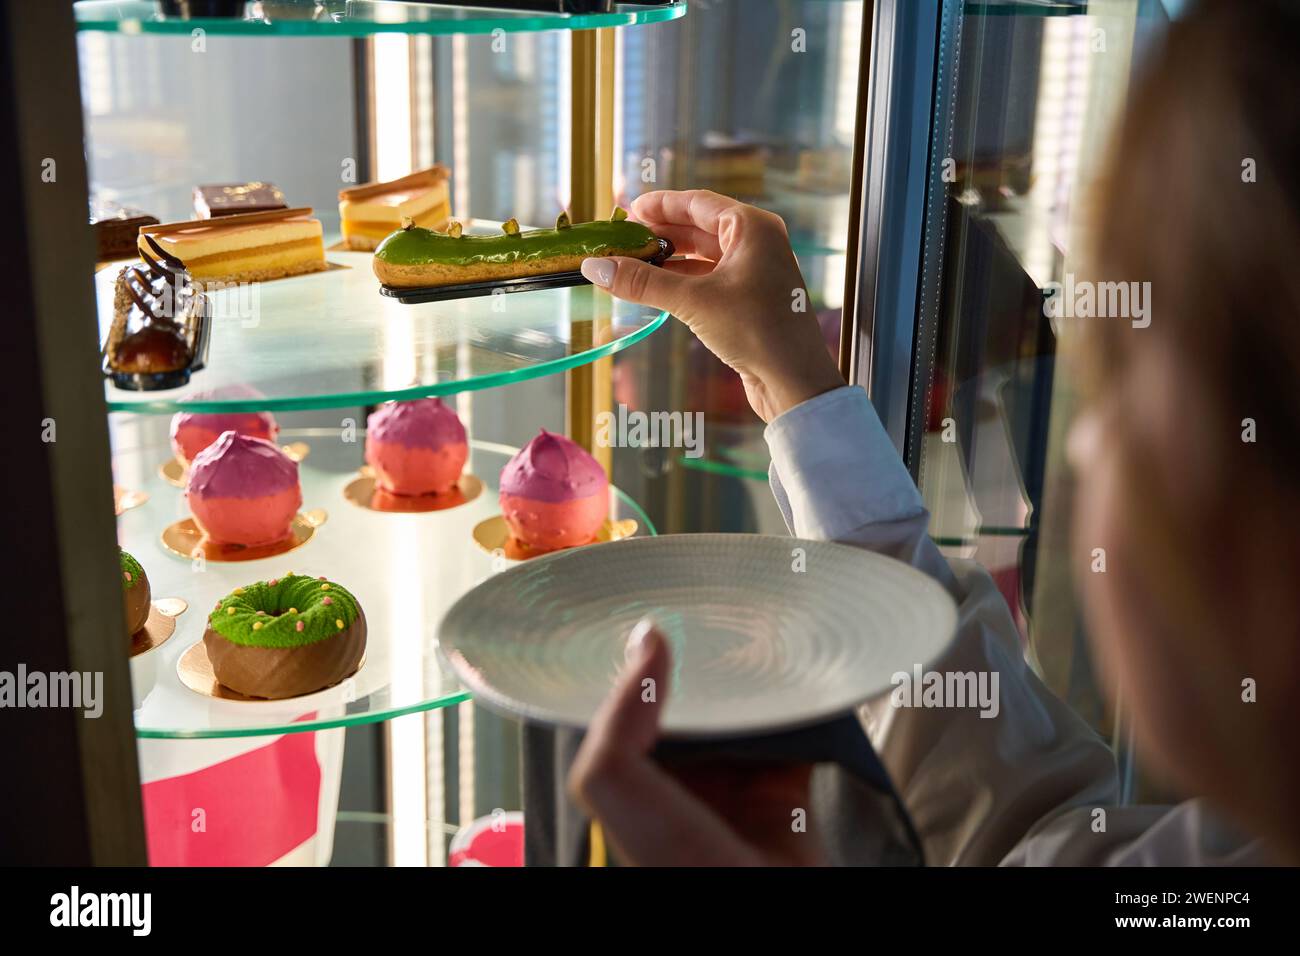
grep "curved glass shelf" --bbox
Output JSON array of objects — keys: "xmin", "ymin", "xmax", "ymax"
[
  {"xmin": 75, "ymin": 1, "xmax": 686, "ymax": 37},
  {"xmin": 117, "ymin": 432, "xmax": 656, "ymax": 739},
  {"xmin": 964, "ymin": 0, "xmax": 1088, "ymax": 14},
  {"xmin": 98, "ymin": 246, "xmax": 668, "ymax": 414},
  {"xmin": 676, "ymin": 420, "xmax": 770, "ymax": 483},
  {"xmin": 921, "ymin": 407, "xmax": 1031, "ymax": 549},
  {"xmin": 332, "ymin": 811, "xmax": 462, "ymax": 867},
  {"xmin": 677, "ymin": 455, "xmax": 767, "ymax": 482}
]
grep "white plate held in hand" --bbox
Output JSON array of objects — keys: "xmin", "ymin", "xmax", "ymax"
[{"xmin": 439, "ymin": 534, "xmax": 958, "ymax": 739}]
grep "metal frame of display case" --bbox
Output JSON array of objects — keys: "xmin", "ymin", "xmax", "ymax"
[{"xmin": 847, "ymin": 0, "xmax": 956, "ymax": 475}]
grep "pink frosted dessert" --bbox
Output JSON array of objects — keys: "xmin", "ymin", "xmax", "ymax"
[
  {"xmin": 186, "ymin": 431, "xmax": 302, "ymax": 546},
  {"xmin": 499, "ymin": 430, "xmax": 608, "ymax": 552},
  {"xmin": 365, "ymin": 398, "xmax": 469, "ymax": 496},
  {"xmin": 170, "ymin": 409, "xmax": 279, "ymax": 464}
]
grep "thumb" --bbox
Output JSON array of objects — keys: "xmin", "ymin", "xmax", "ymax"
[
  {"xmin": 568, "ymin": 618, "xmax": 671, "ymax": 809},
  {"xmin": 592, "ymin": 618, "xmax": 671, "ymax": 755},
  {"xmin": 581, "ymin": 256, "xmax": 689, "ymax": 315}
]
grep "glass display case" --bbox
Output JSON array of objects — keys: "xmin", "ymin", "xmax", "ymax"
[
  {"xmin": 17, "ymin": 0, "xmax": 1175, "ymax": 865},
  {"xmin": 40, "ymin": 0, "xmax": 870, "ymax": 865},
  {"xmin": 68, "ymin": 0, "xmax": 689, "ymax": 867}
]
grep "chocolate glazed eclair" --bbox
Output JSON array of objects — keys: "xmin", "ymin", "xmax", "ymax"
[{"xmin": 372, "ymin": 208, "xmax": 664, "ymax": 289}]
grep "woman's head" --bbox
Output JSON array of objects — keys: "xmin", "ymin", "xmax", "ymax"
[{"xmin": 1070, "ymin": 0, "xmax": 1300, "ymax": 856}]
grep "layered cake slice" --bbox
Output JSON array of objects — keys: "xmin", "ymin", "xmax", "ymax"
[
  {"xmin": 137, "ymin": 208, "xmax": 327, "ymax": 285},
  {"xmin": 338, "ymin": 166, "xmax": 451, "ymax": 251}
]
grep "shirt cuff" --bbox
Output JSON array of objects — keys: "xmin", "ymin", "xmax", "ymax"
[{"xmin": 764, "ymin": 385, "xmax": 924, "ymax": 541}]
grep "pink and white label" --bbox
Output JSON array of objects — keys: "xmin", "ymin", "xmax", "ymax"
[{"xmin": 141, "ymin": 730, "xmax": 322, "ymax": 867}]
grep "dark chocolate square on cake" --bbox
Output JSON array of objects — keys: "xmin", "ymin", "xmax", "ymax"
[
  {"xmin": 90, "ymin": 199, "xmax": 160, "ymax": 261},
  {"xmin": 193, "ymin": 182, "xmax": 288, "ymax": 219}
]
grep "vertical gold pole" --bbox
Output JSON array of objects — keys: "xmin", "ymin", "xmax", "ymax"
[
  {"xmin": 571, "ymin": 28, "xmax": 619, "ymax": 866},
  {"xmin": 567, "ymin": 28, "xmax": 616, "ymax": 471},
  {"xmin": 588, "ymin": 820, "xmax": 608, "ymax": 867}
]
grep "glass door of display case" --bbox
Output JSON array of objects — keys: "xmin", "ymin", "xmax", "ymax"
[{"xmin": 851, "ymin": 0, "xmax": 1176, "ymax": 791}]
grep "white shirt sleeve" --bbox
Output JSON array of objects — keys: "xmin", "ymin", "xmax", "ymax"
[{"xmin": 765, "ymin": 386, "xmax": 1269, "ymax": 866}]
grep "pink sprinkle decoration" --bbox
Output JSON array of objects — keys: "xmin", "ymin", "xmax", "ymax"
[
  {"xmin": 318, "ymin": 576, "xmax": 326, "ymax": 580},
  {"xmin": 269, "ymin": 578, "xmax": 278, "ymax": 586},
  {"xmin": 296, "ymin": 621, "xmax": 304, "ymax": 632},
  {"xmin": 322, "ymin": 596, "xmax": 333, "ymax": 606},
  {"xmin": 123, "ymin": 571, "xmax": 132, "ymax": 582}
]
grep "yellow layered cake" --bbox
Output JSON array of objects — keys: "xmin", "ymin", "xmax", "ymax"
[
  {"xmin": 339, "ymin": 166, "xmax": 451, "ymax": 251},
  {"xmin": 137, "ymin": 208, "xmax": 327, "ymax": 285}
]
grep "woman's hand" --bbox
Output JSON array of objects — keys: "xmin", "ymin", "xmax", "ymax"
[
  {"xmin": 580, "ymin": 190, "xmax": 846, "ymax": 423},
  {"xmin": 568, "ymin": 620, "xmax": 823, "ymax": 866}
]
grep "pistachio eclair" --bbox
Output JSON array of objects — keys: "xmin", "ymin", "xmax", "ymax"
[{"xmin": 372, "ymin": 209, "xmax": 663, "ymax": 289}]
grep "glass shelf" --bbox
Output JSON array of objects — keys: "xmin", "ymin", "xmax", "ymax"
[
  {"xmin": 98, "ymin": 244, "xmax": 668, "ymax": 414},
  {"xmin": 117, "ymin": 432, "xmax": 656, "ymax": 739},
  {"xmin": 920, "ymin": 394, "xmax": 1032, "ymax": 546},
  {"xmin": 976, "ymin": 194, "xmax": 1060, "ymax": 292},
  {"xmin": 676, "ymin": 420, "xmax": 769, "ymax": 483},
  {"xmin": 331, "ymin": 811, "xmax": 462, "ymax": 867},
  {"xmin": 964, "ymin": 0, "xmax": 1088, "ymax": 15},
  {"xmin": 75, "ymin": 1, "xmax": 687, "ymax": 37},
  {"xmin": 677, "ymin": 454, "xmax": 767, "ymax": 483}
]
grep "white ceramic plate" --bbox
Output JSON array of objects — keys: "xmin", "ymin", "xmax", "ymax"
[{"xmin": 439, "ymin": 534, "xmax": 958, "ymax": 738}]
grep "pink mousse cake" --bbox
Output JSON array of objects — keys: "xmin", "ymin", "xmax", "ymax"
[
  {"xmin": 170, "ymin": 409, "xmax": 279, "ymax": 464},
  {"xmin": 365, "ymin": 398, "xmax": 469, "ymax": 496},
  {"xmin": 186, "ymin": 431, "xmax": 302, "ymax": 546},
  {"xmin": 499, "ymin": 430, "xmax": 608, "ymax": 552}
]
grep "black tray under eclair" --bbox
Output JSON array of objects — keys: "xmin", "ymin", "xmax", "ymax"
[
  {"xmin": 102, "ymin": 293, "xmax": 213, "ymax": 391},
  {"xmin": 380, "ymin": 237, "xmax": 675, "ymax": 305}
]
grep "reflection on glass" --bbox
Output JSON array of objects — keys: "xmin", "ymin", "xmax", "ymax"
[
  {"xmin": 915, "ymin": 1, "xmax": 1167, "ymax": 729},
  {"xmin": 611, "ymin": 0, "xmax": 865, "ymax": 530}
]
